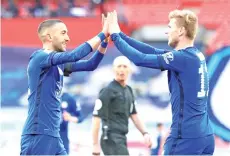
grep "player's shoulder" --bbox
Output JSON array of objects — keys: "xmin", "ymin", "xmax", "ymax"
[
  {"xmin": 173, "ymin": 47, "xmax": 204, "ymax": 62},
  {"xmin": 186, "ymin": 47, "xmax": 206, "ymax": 64},
  {"xmin": 180, "ymin": 47, "xmax": 203, "ymax": 57},
  {"xmin": 29, "ymin": 49, "xmax": 50, "ymax": 60}
]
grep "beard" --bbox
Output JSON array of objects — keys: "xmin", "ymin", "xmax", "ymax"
[
  {"xmin": 53, "ymin": 42, "xmax": 65, "ymax": 52},
  {"xmin": 168, "ymin": 38, "xmax": 179, "ymax": 48}
]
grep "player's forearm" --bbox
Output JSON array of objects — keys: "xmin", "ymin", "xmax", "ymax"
[
  {"xmin": 70, "ymin": 51, "xmax": 104, "ymax": 71},
  {"xmin": 119, "ymin": 32, "xmax": 166, "ymax": 54},
  {"xmin": 82, "ymin": 39, "xmax": 109, "ymax": 70},
  {"xmin": 69, "ymin": 39, "xmax": 108, "ymax": 71},
  {"xmin": 51, "ymin": 42, "xmax": 92, "ymax": 66},
  {"xmin": 131, "ymin": 114, "xmax": 148, "ymax": 135},
  {"xmin": 50, "ymin": 33, "xmax": 106, "ymax": 66},
  {"xmin": 97, "ymin": 38, "xmax": 109, "ymax": 54},
  {"xmin": 92, "ymin": 116, "xmax": 101, "ymax": 145},
  {"xmin": 87, "ymin": 32, "xmax": 106, "ymax": 51},
  {"xmin": 111, "ymin": 33, "xmax": 161, "ymax": 69}
]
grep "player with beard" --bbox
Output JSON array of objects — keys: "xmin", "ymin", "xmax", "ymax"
[{"xmin": 20, "ymin": 18, "xmax": 109, "ymax": 155}]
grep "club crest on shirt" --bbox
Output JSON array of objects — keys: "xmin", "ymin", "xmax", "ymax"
[{"xmin": 162, "ymin": 52, "xmax": 174, "ymax": 64}]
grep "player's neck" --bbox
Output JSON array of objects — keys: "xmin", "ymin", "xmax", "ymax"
[
  {"xmin": 42, "ymin": 43, "xmax": 54, "ymax": 53},
  {"xmin": 175, "ymin": 38, "xmax": 194, "ymax": 51}
]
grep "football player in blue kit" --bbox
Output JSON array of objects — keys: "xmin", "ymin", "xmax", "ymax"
[
  {"xmin": 60, "ymin": 92, "xmax": 82, "ymax": 154},
  {"xmin": 107, "ymin": 10, "xmax": 215, "ymax": 155},
  {"xmin": 20, "ymin": 18, "xmax": 109, "ymax": 155}
]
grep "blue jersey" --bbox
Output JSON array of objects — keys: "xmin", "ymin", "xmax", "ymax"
[
  {"xmin": 60, "ymin": 93, "xmax": 82, "ymax": 132},
  {"xmin": 111, "ymin": 33, "xmax": 213, "ymax": 138},
  {"xmin": 22, "ymin": 43, "xmax": 104, "ymax": 137}
]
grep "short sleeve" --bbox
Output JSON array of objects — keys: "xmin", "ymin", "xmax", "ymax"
[
  {"xmin": 130, "ymin": 100, "xmax": 137, "ymax": 115},
  {"xmin": 93, "ymin": 88, "xmax": 112, "ymax": 119}
]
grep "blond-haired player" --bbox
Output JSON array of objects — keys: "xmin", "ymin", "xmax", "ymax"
[{"xmin": 107, "ymin": 10, "xmax": 214, "ymax": 155}]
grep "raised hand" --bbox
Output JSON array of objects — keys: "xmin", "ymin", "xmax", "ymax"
[
  {"xmin": 112, "ymin": 10, "xmax": 119, "ymax": 24},
  {"xmin": 108, "ymin": 11, "xmax": 121, "ymax": 35},
  {"xmin": 102, "ymin": 13, "xmax": 109, "ymax": 37}
]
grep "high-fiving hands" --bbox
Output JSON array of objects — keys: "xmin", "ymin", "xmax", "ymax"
[
  {"xmin": 108, "ymin": 10, "xmax": 121, "ymax": 34},
  {"xmin": 102, "ymin": 13, "xmax": 109, "ymax": 37},
  {"xmin": 102, "ymin": 10, "xmax": 121, "ymax": 36}
]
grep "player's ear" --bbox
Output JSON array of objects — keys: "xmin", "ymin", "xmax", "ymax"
[
  {"xmin": 179, "ymin": 26, "xmax": 185, "ymax": 37},
  {"xmin": 46, "ymin": 34, "xmax": 52, "ymax": 42},
  {"xmin": 48, "ymin": 34, "xmax": 52, "ymax": 39}
]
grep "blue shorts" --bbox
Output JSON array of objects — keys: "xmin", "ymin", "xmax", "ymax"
[
  {"xmin": 20, "ymin": 134, "xmax": 67, "ymax": 155},
  {"xmin": 163, "ymin": 134, "xmax": 215, "ymax": 155}
]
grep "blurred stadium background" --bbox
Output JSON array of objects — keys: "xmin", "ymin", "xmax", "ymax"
[{"xmin": 1, "ymin": 0, "xmax": 230, "ymax": 155}]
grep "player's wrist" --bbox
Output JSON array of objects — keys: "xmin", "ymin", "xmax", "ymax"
[
  {"xmin": 97, "ymin": 32, "xmax": 106, "ymax": 42},
  {"xmin": 110, "ymin": 33, "xmax": 119, "ymax": 41},
  {"xmin": 101, "ymin": 41, "xmax": 108, "ymax": 48},
  {"xmin": 142, "ymin": 132, "xmax": 149, "ymax": 136},
  {"xmin": 104, "ymin": 36, "xmax": 110, "ymax": 42}
]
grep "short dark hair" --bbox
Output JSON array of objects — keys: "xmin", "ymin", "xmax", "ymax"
[{"xmin": 38, "ymin": 19, "xmax": 63, "ymax": 34}]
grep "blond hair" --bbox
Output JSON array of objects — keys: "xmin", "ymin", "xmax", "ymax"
[{"xmin": 169, "ymin": 10, "xmax": 198, "ymax": 40}]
